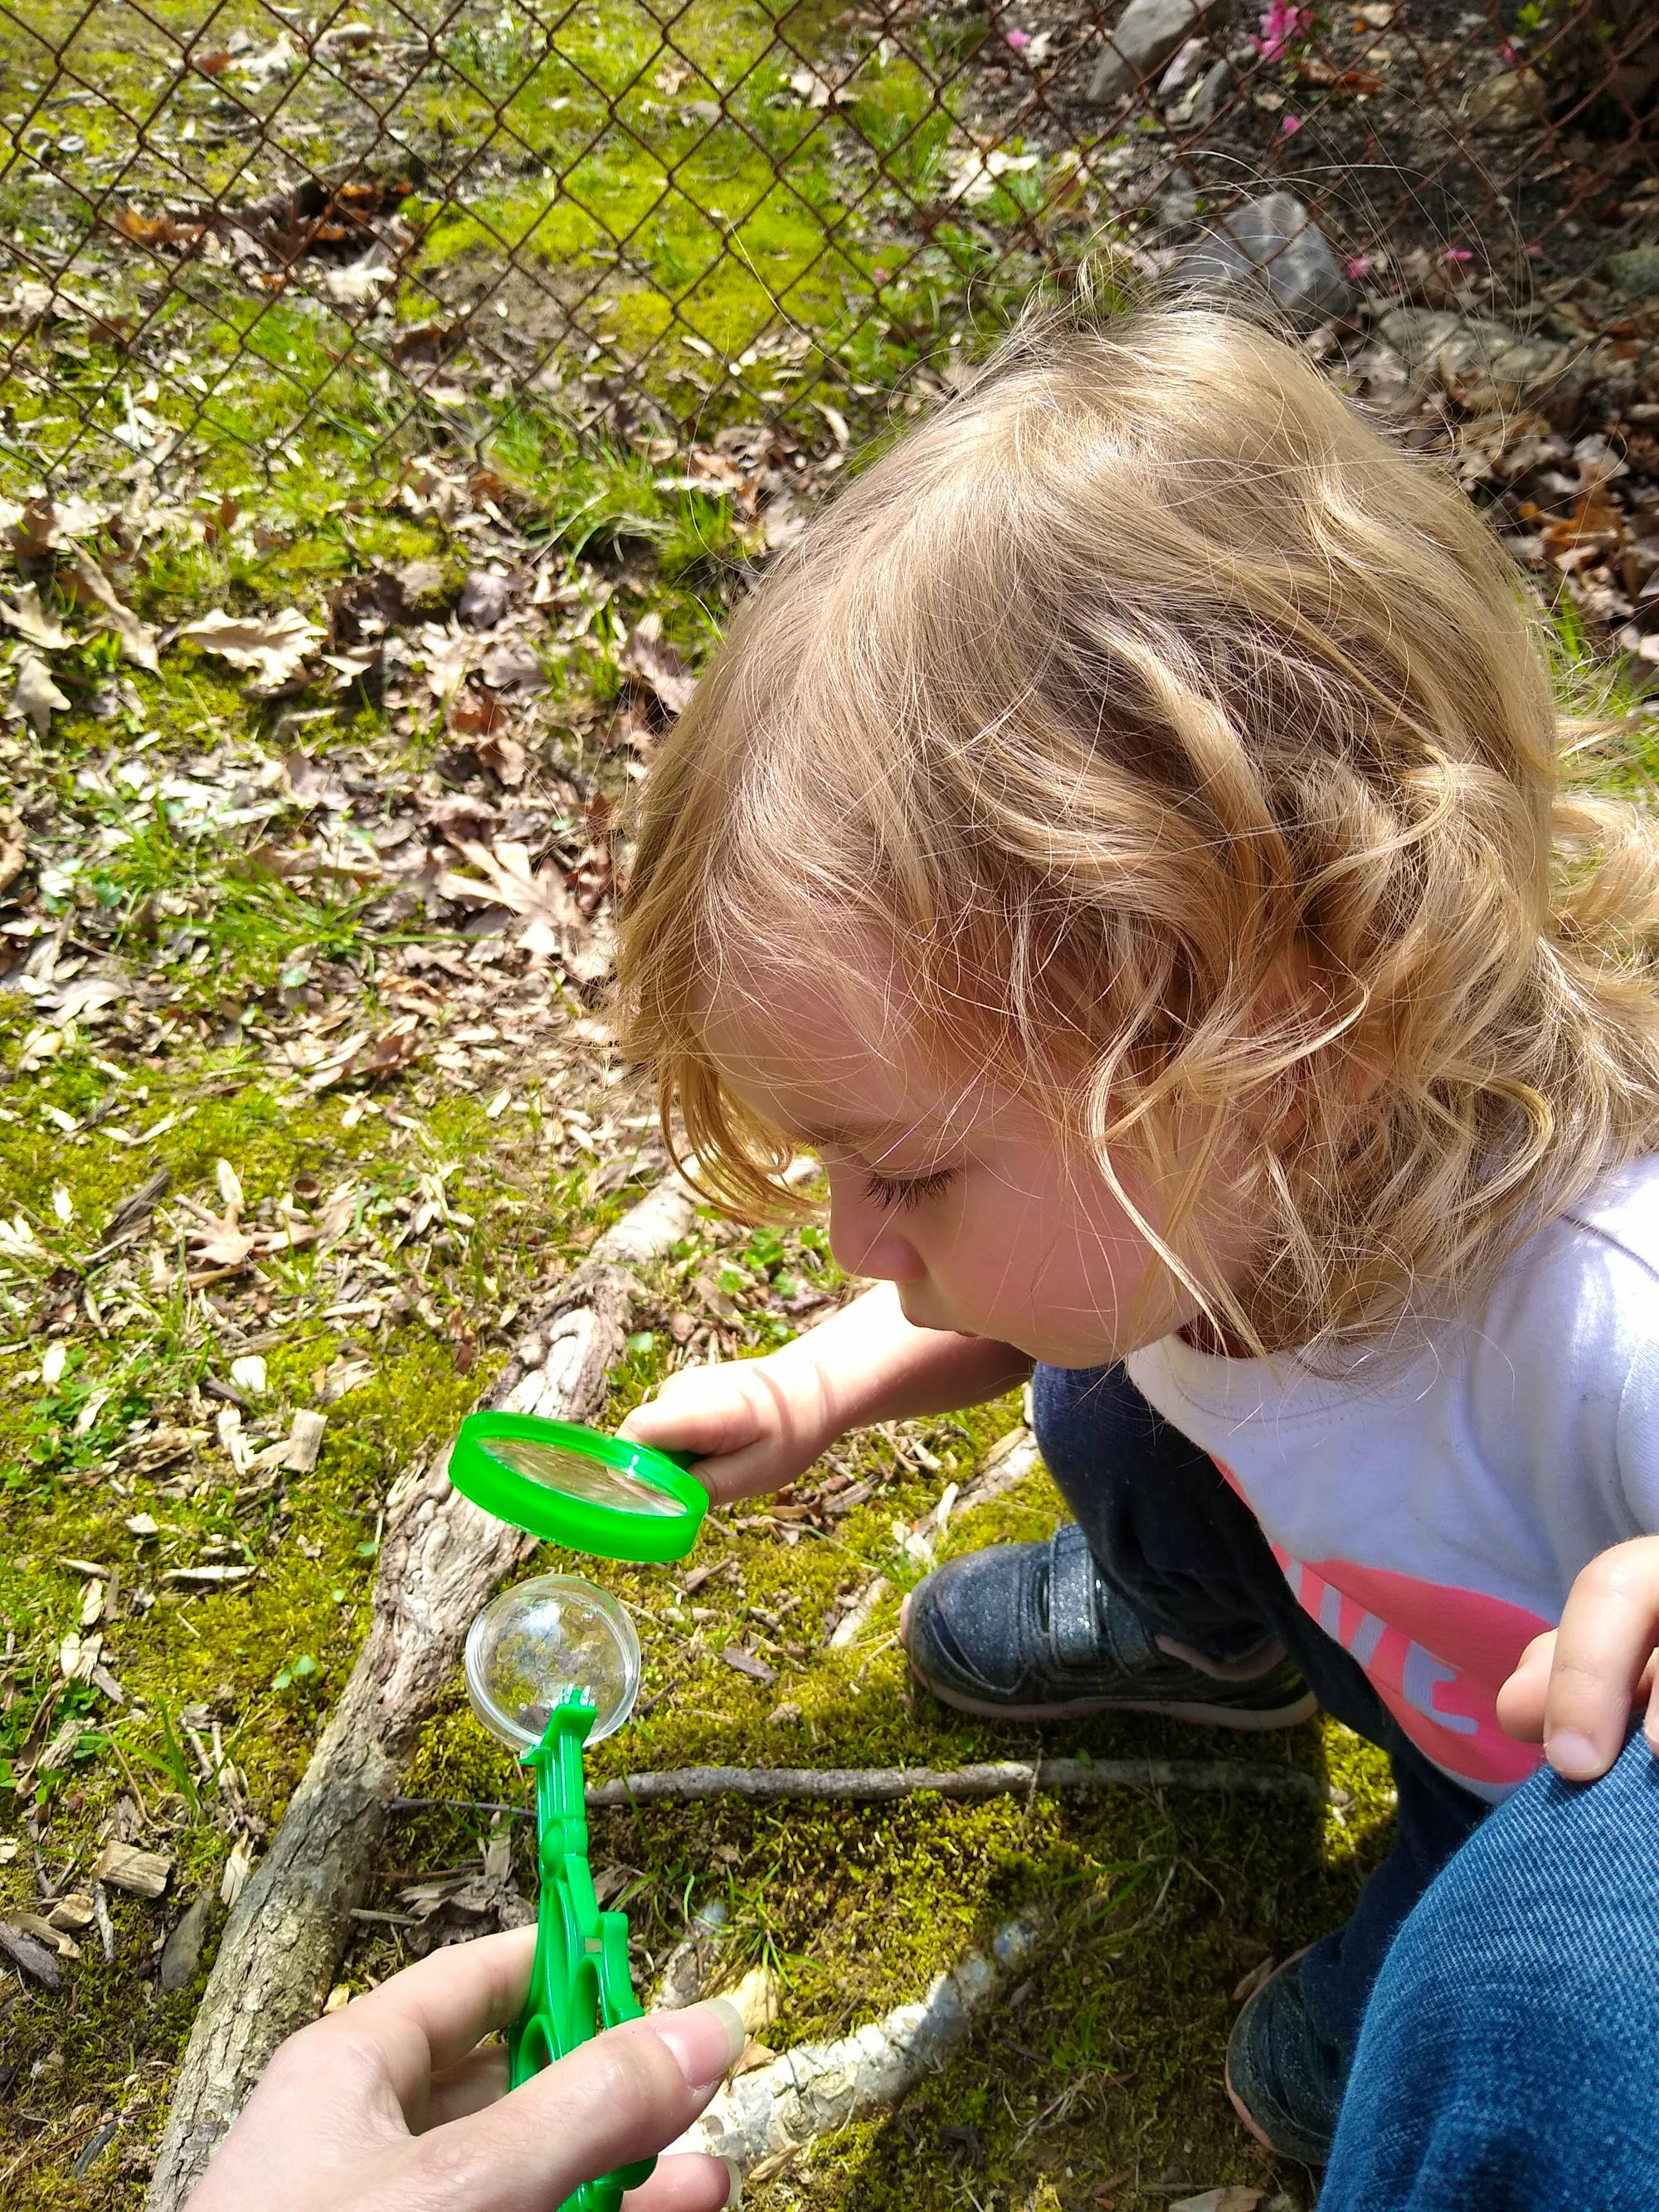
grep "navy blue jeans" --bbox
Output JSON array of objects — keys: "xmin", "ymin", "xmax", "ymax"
[{"xmin": 1034, "ymin": 1362, "xmax": 1659, "ymax": 2202}]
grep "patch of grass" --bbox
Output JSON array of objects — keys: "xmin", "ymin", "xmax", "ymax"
[{"xmin": 0, "ymin": 0, "xmax": 1096, "ymax": 506}]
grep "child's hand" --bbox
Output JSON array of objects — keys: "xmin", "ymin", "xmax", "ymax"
[
  {"xmin": 1496, "ymin": 1537, "xmax": 1659, "ymax": 1782},
  {"xmin": 618, "ymin": 1349, "xmax": 834, "ymax": 1506},
  {"xmin": 186, "ymin": 1925, "xmax": 743, "ymax": 2212}
]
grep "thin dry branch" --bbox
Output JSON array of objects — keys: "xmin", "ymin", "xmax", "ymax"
[{"xmin": 144, "ymin": 1176, "xmax": 700, "ymax": 2212}]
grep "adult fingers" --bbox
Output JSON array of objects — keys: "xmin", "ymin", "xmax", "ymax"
[
  {"xmin": 1540, "ymin": 1542, "xmax": 1659, "ymax": 1781},
  {"xmin": 423, "ymin": 2044, "xmax": 511, "ymax": 2130},
  {"xmin": 622, "ymin": 2151, "xmax": 740, "ymax": 2212},
  {"xmin": 409, "ymin": 2000, "xmax": 747, "ymax": 2212},
  {"xmin": 289, "ymin": 1928, "xmax": 537, "ymax": 2125}
]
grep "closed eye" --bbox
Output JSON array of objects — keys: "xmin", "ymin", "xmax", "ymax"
[{"xmin": 862, "ymin": 1166, "xmax": 956, "ymax": 1213}]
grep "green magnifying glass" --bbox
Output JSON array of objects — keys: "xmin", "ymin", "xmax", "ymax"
[
  {"xmin": 446, "ymin": 1411, "xmax": 712, "ymax": 2212},
  {"xmin": 449, "ymin": 1411, "xmax": 708, "ymax": 1563}
]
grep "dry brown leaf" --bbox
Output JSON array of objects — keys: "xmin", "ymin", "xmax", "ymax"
[
  {"xmin": 8, "ymin": 649, "xmax": 71, "ymax": 739},
  {"xmin": 478, "ymin": 638, "xmax": 546, "ymax": 693},
  {"xmin": 112, "ymin": 207, "xmax": 206, "ymax": 250},
  {"xmin": 69, "ymin": 549, "xmax": 159, "ymax": 670},
  {"xmin": 419, "ymin": 623, "xmax": 474, "ymax": 701},
  {"xmin": 0, "ymin": 583, "xmax": 71, "ymax": 652},
  {"xmin": 438, "ymin": 839, "xmax": 581, "ymax": 961},
  {"xmin": 472, "ymin": 731, "xmax": 530, "ymax": 787},
  {"xmin": 620, "ymin": 613, "xmax": 696, "ymax": 716},
  {"xmin": 177, "ymin": 606, "xmax": 324, "ymax": 689},
  {"xmin": 186, "ymin": 1205, "xmax": 256, "ymax": 1271}
]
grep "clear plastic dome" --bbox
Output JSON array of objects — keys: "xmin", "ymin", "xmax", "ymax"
[{"xmin": 464, "ymin": 1574, "xmax": 641, "ymax": 1752}]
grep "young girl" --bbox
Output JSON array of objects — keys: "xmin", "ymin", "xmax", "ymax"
[{"xmin": 613, "ymin": 303, "xmax": 1659, "ymax": 2200}]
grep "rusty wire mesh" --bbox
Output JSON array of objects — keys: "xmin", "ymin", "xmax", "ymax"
[{"xmin": 0, "ymin": 0, "xmax": 1654, "ymax": 498}]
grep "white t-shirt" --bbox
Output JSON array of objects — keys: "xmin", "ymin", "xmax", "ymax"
[{"xmin": 1126, "ymin": 1155, "xmax": 1659, "ymax": 1803}]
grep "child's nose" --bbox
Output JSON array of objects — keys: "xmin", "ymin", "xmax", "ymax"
[{"xmin": 826, "ymin": 1171, "xmax": 927, "ymax": 1285}]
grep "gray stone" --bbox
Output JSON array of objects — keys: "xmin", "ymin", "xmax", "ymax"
[
  {"xmin": 1182, "ymin": 192, "xmax": 1356, "ymax": 324},
  {"xmin": 1375, "ymin": 308, "xmax": 1569, "ymax": 392},
  {"xmin": 1603, "ymin": 245, "xmax": 1659, "ymax": 300},
  {"xmin": 159, "ymin": 1889, "xmax": 216, "ymax": 1993},
  {"xmin": 1377, "ymin": 308, "xmax": 1513, "ymax": 368},
  {"xmin": 1087, "ymin": 0, "xmax": 1222, "ymax": 106},
  {"xmin": 1190, "ymin": 54, "xmax": 1236, "ymax": 124}
]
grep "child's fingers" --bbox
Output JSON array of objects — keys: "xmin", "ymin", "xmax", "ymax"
[
  {"xmin": 618, "ymin": 1383, "xmax": 765, "ymax": 1461},
  {"xmin": 1495, "ymin": 1630, "xmax": 1554, "ymax": 1743},
  {"xmin": 1539, "ymin": 1540, "xmax": 1659, "ymax": 1781}
]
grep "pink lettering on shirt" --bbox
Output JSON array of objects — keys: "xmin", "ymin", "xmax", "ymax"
[{"xmin": 1213, "ymin": 1461, "xmax": 1551, "ymax": 1788}]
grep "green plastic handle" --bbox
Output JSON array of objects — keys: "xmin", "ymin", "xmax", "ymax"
[{"xmin": 513, "ymin": 1693, "xmax": 654, "ymax": 2212}]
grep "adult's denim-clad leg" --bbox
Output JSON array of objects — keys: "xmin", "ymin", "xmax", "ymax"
[
  {"xmin": 1030, "ymin": 1362, "xmax": 1486, "ymax": 2064},
  {"xmin": 1320, "ymin": 1727, "xmax": 1659, "ymax": 2211}
]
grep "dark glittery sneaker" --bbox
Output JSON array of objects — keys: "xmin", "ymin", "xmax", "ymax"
[
  {"xmin": 1225, "ymin": 1945, "xmax": 1344, "ymax": 2166},
  {"xmin": 898, "ymin": 1522, "xmax": 1318, "ymax": 1728}
]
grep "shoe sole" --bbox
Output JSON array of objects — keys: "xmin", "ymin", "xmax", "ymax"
[
  {"xmin": 1224, "ymin": 1945, "xmax": 1323, "ymax": 2164},
  {"xmin": 899, "ymin": 1595, "xmax": 1319, "ymax": 1730}
]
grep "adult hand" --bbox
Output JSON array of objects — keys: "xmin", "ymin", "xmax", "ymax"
[
  {"xmin": 186, "ymin": 1925, "xmax": 745, "ymax": 2212},
  {"xmin": 1496, "ymin": 1536, "xmax": 1659, "ymax": 1782}
]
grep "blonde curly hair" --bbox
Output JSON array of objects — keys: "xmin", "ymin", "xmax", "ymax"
[{"xmin": 616, "ymin": 303, "xmax": 1659, "ymax": 1353}]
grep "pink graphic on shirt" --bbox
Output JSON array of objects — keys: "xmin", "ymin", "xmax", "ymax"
[{"xmin": 1213, "ymin": 1461, "xmax": 1552, "ymax": 1787}]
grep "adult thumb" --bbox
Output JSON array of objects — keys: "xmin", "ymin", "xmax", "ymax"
[{"xmin": 411, "ymin": 1999, "xmax": 747, "ymax": 2211}]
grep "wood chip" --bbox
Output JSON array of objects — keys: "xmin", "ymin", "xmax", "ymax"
[
  {"xmin": 90, "ymin": 1842, "xmax": 173, "ymax": 1898},
  {"xmin": 163, "ymin": 1565, "xmax": 254, "ymax": 1586},
  {"xmin": 282, "ymin": 1408, "xmax": 328, "ymax": 1472},
  {"xmin": 15, "ymin": 1911, "xmax": 78, "ymax": 1959},
  {"xmin": 720, "ymin": 1646, "xmax": 776, "ymax": 1686},
  {"xmin": 46, "ymin": 1890, "xmax": 97, "ymax": 1933}
]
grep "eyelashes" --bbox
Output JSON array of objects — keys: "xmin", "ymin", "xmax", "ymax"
[{"xmin": 862, "ymin": 1166, "xmax": 956, "ymax": 1213}]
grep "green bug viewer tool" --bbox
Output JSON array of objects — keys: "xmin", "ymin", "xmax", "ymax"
[
  {"xmin": 449, "ymin": 1410, "xmax": 708, "ymax": 1563},
  {"xmin": 449, "ymin": 1412, "xmax": 710, "ymax": 2212}
]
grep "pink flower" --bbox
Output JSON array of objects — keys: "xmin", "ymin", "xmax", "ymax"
[
  {"xmin": 1281, "ymin": 111, "xmax": 1303, "ymax": 132},
  {"xmin": 1501, "ymin": 39, "xmax": 1519, "ymax": 62},
  {"xmin": 1252, "ymin": 0, "xmax": 1306, "ymax": 61},
  {"xmin": 1443, "ymin": 246, "xmax": 1474, "ymax": 264},
  {"xmin": 1005, "ymin": 27, "xmax": 1030, "ymax": 46},
  {"xmin": 1345, "ymin": 254, "xmax": 1373, "ymax": 279}
]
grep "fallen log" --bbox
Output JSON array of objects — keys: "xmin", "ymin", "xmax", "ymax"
[
  {"xmin": 144, "ymin": 1176, "xmax": 699, "ymax": 2211},
  {"xmin": 683, "ymin": 1912, "xmax": 1048, "ymax": 2174}
]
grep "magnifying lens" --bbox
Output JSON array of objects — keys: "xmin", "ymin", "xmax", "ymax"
[
  {"xmin": 448, "ymin": 1411, "xmax": 708, "ymax": 1563},
  {"xmin": 465, "ymin": 1574, "xmax": 641, "ymax": 1751}
]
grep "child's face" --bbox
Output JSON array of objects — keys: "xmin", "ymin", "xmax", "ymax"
[{"xmin": 703, "ymin": 957, "xmax": 1258, "ymax": 1366}]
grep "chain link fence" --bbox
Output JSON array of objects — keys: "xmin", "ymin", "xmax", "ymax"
[{"xmin": 0, "ymin": 0, "xmax": 1655, "ymax": 499}]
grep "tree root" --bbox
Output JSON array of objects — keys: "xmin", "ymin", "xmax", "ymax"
[{"xmin": 143, "ymin": 1177, "xmax": 699, "ymax": 2212}]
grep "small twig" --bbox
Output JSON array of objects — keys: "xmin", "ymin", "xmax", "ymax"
[
  {"xmin": 387, "ymin": 1795, "xmax": 532, "ymax": 1821},
  {"xmin": 388, "ymin": 1756, "xmax": 1338, "ymax": 1821},
  {"xmin": 603, "ymin": 1757, "xmax": 1336, "ymax": 1808}
]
